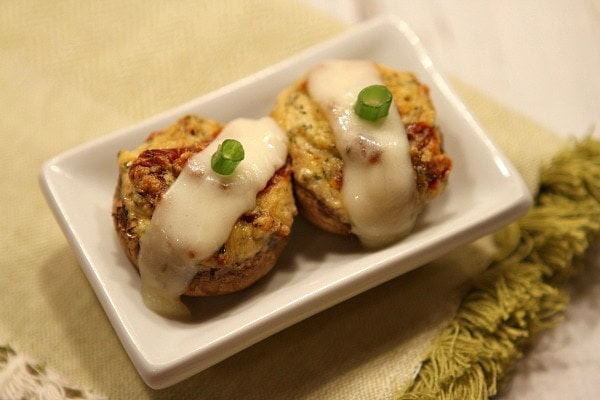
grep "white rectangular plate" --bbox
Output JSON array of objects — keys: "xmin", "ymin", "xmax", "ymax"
[{"xmin": 39, "ymin": 16, "xmax": 532, "ymax": 389}]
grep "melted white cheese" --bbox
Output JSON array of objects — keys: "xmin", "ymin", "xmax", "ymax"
[
  {"xmin": 307, "ymin": 60, "xmax": 417, "ymax": 247},
  {"xmin": 138, "ymin": 117, "xmax": 289, "ymax": 317}
]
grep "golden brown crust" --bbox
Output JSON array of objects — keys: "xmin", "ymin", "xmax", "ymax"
[
  {"xmin": 293, "ymin": 183, "xmax": 350, "ymax": 235},
  {"xmin": 185, "ymin": 232, "xmax": 290, "ymax": 296},
  {"xmin": 271, "ymin": 62, "xmax": 452, "ymax": 237},
  {"xmin": 271, "ymin": 78, "xmax": 350, "ymax": 232},
  {"xmin": 112, "ymin": 115, "xmax": 296, "ymax": 296}
]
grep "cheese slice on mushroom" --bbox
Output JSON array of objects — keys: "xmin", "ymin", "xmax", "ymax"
[
  {"xmin": 138, "ymin": 117, "xmax": 288, "ymax": 316},
  {"xmin": 307, "ymin": 60, "xmax": 418, "ymax": 247}
]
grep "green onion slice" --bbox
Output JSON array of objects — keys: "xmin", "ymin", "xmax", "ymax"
[
  {"xmin": 211, "ymin": 139, "xmax": 245, "ymax": 175},
  {"xmin": 354, "ymin": 85, "xmax": 393, "ymax": 121}
]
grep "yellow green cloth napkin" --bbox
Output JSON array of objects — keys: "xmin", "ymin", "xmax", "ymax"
[{"xmin": 1, "ymin": 1, "xmax": 592, "ymax": 399}]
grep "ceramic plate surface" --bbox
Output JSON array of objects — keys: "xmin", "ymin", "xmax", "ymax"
[{"xmin": 40, "ymin": 16, "xmax": 532, "ymax": 389}]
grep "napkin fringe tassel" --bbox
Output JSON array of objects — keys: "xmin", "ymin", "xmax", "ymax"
[{"xmin": 396, "ymin": 137, "xmax": 600, "ymax": 400}]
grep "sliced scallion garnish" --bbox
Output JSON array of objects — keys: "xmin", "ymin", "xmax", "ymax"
[
  {"xmin": 211, "ymin": 139, "xmax": 245, "ymax": 175},
  {"xmin": 354, "ymin": 85, "xmax": 393, "ymax": 121}
]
